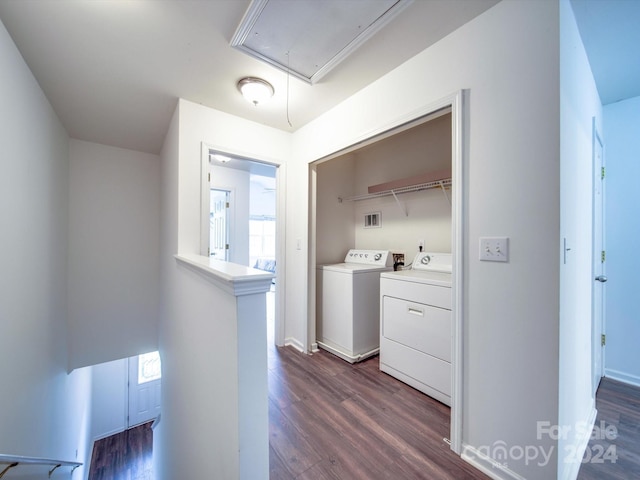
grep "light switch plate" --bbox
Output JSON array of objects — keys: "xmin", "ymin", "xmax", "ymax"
[{"xmin": 479, "ymin": 237, "xmax": 509, "ymax": 262}]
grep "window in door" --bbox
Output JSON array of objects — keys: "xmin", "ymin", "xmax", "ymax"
[{"xmin": 138, "ymin": 351, "xmax": 161, "ymax": 384}]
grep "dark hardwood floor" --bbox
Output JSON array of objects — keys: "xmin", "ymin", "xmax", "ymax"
[
  {"xmin": 268, "ymin": 344, "xmax": 489, "ymax": 480},
  {"xmin": 86, "ymin": 290, "xmax": 640, "ymax": 480},
  {"xmin": 578, "ymin": 377, "xmax": 640, "ymax": 480},
  {"xmin": 88, "ymin": 421, "xmax": 153, "ymax": 480}
]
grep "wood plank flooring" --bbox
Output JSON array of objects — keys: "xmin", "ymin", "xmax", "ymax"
[
  {"xmin": 268, "ymin": 345, "xmax": 489, "ymax": 480},
  {"xmin": 88, "ymin": 422, "xmax": 153, "ymax": 480},
  {"xmin": 85, "ymin": 292, "xmax": 640, "ymax": 480},
  {"xmin": 578, "ymin": 378, "xmax": 640, "ymax": 480}
]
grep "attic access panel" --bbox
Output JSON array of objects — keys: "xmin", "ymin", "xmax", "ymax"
[{"xmin": 231, "ymin": 0, "xmax": 412, "ymax": 84}]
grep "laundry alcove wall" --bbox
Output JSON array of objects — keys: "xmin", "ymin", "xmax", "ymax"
[{"xmin": 315, "ymin": 111, "xmax": 452, "ymax": 266}]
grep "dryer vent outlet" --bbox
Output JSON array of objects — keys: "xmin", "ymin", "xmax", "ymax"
[{"xmin": 364, "ymin": 212, "xmax": 381, "ymax": 228}]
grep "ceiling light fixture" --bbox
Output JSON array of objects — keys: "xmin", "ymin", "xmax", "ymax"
[
  {"xmin": 237, "ymin": 77, "xmax": 274, "ymax": 106},
  {"xmin": 210, "ymin": 153, "xmax": 231, "ymax": 163}
]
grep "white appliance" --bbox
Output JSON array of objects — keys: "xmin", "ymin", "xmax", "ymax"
[
  {"xmin": 317, "ymin": 249, "xmax": 393, "ymax": 363},
  {"xmin": 379, "ymin": 252, "xmax": 452, "ymax": 405}
]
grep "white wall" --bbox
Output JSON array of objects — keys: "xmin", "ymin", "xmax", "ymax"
[
  {"xmin": 292, "ymin": 1, "xmax": 561, "ymax": 479},
  {"xmin": 352, "ymin": 112, "xmax": 451, "ymax": 189},
  {"xmin": 353, "ymin": 187, "xmax": 451, "ymax": 257},
  {"xmin": 603, "ymin": 95, "xmax": 640, "ymax": 386},
  {"xmin": 68, "ymin": 140, "xmax": 161, "ymax": 369},
  {"xmin": 353, "ymin": 114, "xmax": 452, "ymax": 256},
  {"xmin": 0, "ymin": 17, "xmax": 91, "ymax": 479},
  {"xmin": 558, "ymin": 0, "xmax": 604, "ymax": 477},
  {"xmin": 315, "ymin": 154, "xmax": 357, "ymax": 264},
  {"xmin": 315, "ymin": 114, "xmax": 452, "ymax": 264},
  {"xmin": 90, "ymin": 359, "xmax": 128, "ymax": 441},
  {"xmin": 155, "ymin": 100, "xmax": 179, "ymax": 480},
  {"xmin": 157, "ymin": 100, "xmax": 289, "ymax": 479}
]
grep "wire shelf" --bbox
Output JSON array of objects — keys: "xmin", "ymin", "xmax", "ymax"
[{"xmin": 338, "ymin": 178, "xmax": 452, "ymax": 215}]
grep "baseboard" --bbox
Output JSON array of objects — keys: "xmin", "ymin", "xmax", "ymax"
[
  {"xmin": 284, "ymin": 337, "xmax": 305, "ymax": 353},
  {"xmin": 604, "ymin": 368, "xmax": 640, "ymax": 387},
  {"xmin": 93, "ymin": 427, "xmax": 125, "ymax": 442},
  {"xmin": 558, "ymin": 399, "xmax": 598, "ymax": 480},
  {"xmin": 151, "ymin": 414, "xmax": 161, "ymax": 430},
  {"xmin": 461, "ymin": 443, "xmax": 528, "ymax": 480},
  {"xmin": 316, "ymin": 341, "xmax": 378, "ymax": 363}
]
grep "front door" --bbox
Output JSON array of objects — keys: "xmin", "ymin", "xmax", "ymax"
[{"xmin": 128, "ymin": 351, "xmax": 162, "ymax": 427}]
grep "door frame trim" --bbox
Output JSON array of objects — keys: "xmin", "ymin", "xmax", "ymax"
[
  {"xmin": 199, "ymin": 142, "xmax": 286, "ymax": 347},
  {"xmin": 307, "ymin": 90, "xmax": 466, "ymax": 454},
  {"xmin": 591, "ymin": 118, "xmax": 605, "ymax": 395}
]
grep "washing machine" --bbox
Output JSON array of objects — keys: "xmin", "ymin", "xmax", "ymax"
[
  {"xmin": 380, "ymin": 252, "xmax": 452, "ymax": 405},
  {"xmin": 316, "ymin": 249, "xmax": 393, "ymax": 363}
]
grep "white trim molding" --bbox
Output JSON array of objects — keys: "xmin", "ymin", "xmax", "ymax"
[
  {"xmin": 604, "ymin": 369, "xmax": 640, "ymax": 388},
  {"xmin": 175, "ymin": 254, "xmax": 273, "ymax": 296}
]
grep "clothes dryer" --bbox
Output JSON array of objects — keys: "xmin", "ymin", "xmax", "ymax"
[{"xmin": 380, "ymin": 252, "xmax": 453, "ymax": 405}]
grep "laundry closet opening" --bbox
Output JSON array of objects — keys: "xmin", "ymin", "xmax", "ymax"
[{"xmin": 309, "ymin": 102, "xmax": 460, "ymax": 446}]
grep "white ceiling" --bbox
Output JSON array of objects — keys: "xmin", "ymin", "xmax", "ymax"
[
  {"xmin": 0, "ymin": 1, "xmax": 636, "ymax": 156},
  {"xmin": 231, "ymin": 0, "xmax": 412, "ymax": 83},
  {"xmin": 0, "ymin": 0, "xmax": 498, "ymax": 154},
  {"xmin": 570, "ymin": 0, "xmax": 640, "ymax": 105}
]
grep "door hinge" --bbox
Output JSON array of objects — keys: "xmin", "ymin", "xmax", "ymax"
[
  {"xmin": 601, "ymin": 166, "xmax": 605, "ymax": 180},
  {"xmin": 226, "ymin": 201, "xmax": 230, "ymax": 208},
  {"xmin": 225, "ymin": 243, "xmax": 230, "ymax": 250},
  {"xmin": 601, "ymin": 250, "xmax": 606, "ymax": 263},
  {"xmin": 208, "ymin": 173, "xmax": 211, "ymax": 182},
  {"xmin": 207, "ymin": 247, "xmax": 211, "ymax": 256},
  {"xmin": 601, "ymin": 334, "xmax": 606, "ymax": 346}
]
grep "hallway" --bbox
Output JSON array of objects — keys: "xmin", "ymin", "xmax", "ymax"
[{"xmin": 267, "ymin": 343, "xmax": 489, "ymax": 480}]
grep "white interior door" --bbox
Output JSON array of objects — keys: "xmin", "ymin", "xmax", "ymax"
[
  {"xmin": 592, "ymin": 127, "xmax": 605, "ymax": 396},
  {"xmin": 210, "ymin": 189, "xmax": 230, "ymax": 260},
  {"xmin": 128, "ymin": 351, "xmax": 162, "ymax": 427}
]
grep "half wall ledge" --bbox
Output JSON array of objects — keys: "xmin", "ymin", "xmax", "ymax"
[{"xmin": 174, "ymin": 253, "xmax": 274, "ymax": 296}]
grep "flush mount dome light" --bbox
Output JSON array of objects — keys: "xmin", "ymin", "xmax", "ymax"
[
  {"xmin": 210, "ymin": 153, "xmax": 231, "ymax": 163},
  {"xmin": 237, "ymin": 77, "xmax": 274, "ymax": 106}
]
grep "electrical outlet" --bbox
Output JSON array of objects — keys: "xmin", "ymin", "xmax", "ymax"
[
  {"xmin": 479, "ymin": 237, "xmax": 509, "ymax": 262},
  {"xmin": 419, "ymin": 239, "xmax": 424, "ymax": 249}
]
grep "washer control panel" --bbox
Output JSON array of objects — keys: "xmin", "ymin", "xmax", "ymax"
[
  {"xmin": 344, "ymin": 249, "xmax": 392, "ymax": 267},
  {"xmin": 412, "ymin": 252, "xmax": 452, "ymax": 273}
]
